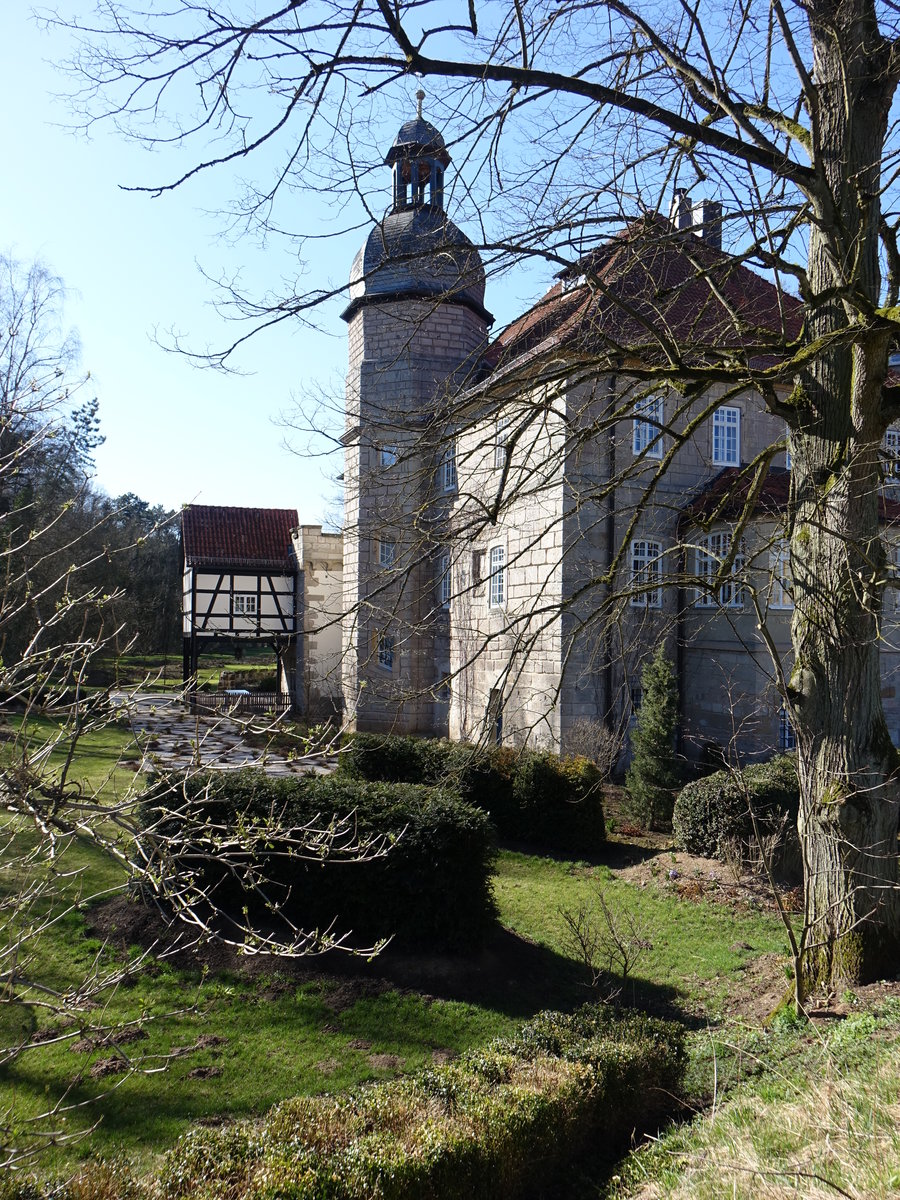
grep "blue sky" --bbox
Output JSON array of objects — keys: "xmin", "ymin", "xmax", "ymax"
[
  {"xmin": 3, "ymin": 8, "xmax": 549, "ymax": 523},
  {"xmin": 0, "ymin": 10, "xmax": 378, "ymax": 520}
]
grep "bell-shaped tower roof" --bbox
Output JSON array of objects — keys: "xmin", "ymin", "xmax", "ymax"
[{"xmin": 342, "ymin": 96, "xmax": 492, "ymax": 325}]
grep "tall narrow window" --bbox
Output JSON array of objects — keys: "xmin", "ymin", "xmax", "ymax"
[
  {"xmin": 630, "ymin": 539, "xmax": 663, "ymax": 607},
  {"xmin": 380, "ymin": 444, "xmax": 398, "ymax": 467},
  {"xmin": 884, "ymin": 428, "xmax": 900, "ymax": 478},
  {"xmin": 438, "ymin": 553, "xmax": 451, "ymax": 608},
  {"xmin": 695, "ymin": 532, "xmax": 745, "ymax": 607},
  {"xmin": 784, "ymin": 423, "xmax": 792, "ymax": 471},
  {"xmin": 441, "ymin": 443, "xmax": 457, "ymax": 492},
  {"xmin": 377, "ymin": 634, "xmax": 394, "ymax": 671},
  {"xmin": 633, "ymin": 394, "xmax": 664, "ymax": 458},
  {"xmin": 494, "ymin": 415, "xmax": 510, "ymax": 469},
  {"xmin": 712, "ymin": 406, "xmax": 741, "ymax": 466},
  {"xmin": 379, "ymin": 540, "xmax": 396, "ymax": 569},
  {"xmin": 769, "ymin": 539, "xmax": 793, "ymax": 609},
  {"xmin": 489, "ymin": 545, "xmax": 506, "ymax": 608},
  {"xmin": 487, "ymin": 688, "xmax": 503, "ymax": 745},
  {"xmin": 779, "ymin": 705, "xmax": 796, "ymax": 752}
]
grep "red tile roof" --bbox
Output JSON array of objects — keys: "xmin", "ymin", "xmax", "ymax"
[
  {"xmin": 182, "ymin": 505, "xmax": 299, "ymax": 570},
  {"xmin": 485, "ymin": 217, "xmax": 803, "ymax": 378}
]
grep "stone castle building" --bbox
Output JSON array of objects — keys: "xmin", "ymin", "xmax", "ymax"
[
  {"xmin": 182, "ymin": 109, "xmax": 900, "ymax": 760},
  {"xmin": 336, "ymin": 107, "xmax": 900, "ymax": 761}
]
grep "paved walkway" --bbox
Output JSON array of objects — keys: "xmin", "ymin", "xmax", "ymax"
[{"xmin": 114, "ymin": 693, "xmax": 336, "ymax": 777}]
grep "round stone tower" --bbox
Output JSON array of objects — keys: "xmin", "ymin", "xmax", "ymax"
[{"xmin": 341, "ymin": 101, "xmax": 492, "ymax": 734}]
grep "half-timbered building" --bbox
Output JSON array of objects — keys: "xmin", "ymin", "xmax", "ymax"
[{"xmin": 181, "ymin": 505, "xmax": 300, "ymax": 700}]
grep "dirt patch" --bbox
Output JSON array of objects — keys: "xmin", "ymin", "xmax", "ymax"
[
  {"xmin": 71, "ymin": 1028, "xmax": 148, "ymax": 1054},
  {"xmin": 368, "ymin": 1053, "xmax": 404, "ymax": 1070},
  {"xmin": 612, "ymin": 849, "xmax": 797, "ymax": 914},
  {"xmin": 170, "ymin": 1034, "xmax": 227, "ymax": 1057},
  {"xmin": 88, "ymin": 1056, "xmax": 128, "ymax": 1080},
  {"xmin": 348, "ymin": 1038, "xmax": 372, "ymax": 1050},
  {"xmin": 315, "ymin": 1058, "xmax": 341, "ymax": 1075},
  {"xmin": 430, "ymin": 1048, "xmax": 456, "ymax": 1065},
  {"xmin": 187, "ymin": 1066, "xmax": 223, "ymax": 1080}
]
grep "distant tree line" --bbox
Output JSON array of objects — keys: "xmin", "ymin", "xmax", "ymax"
[{"xmin": 0, "ymin": 253, "xmax": 181, "ymax": 681}]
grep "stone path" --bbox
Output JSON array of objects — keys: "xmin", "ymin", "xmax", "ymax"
[{"xmin": 113, "ymin": 693, "xmax": 336, "ymax": 777}]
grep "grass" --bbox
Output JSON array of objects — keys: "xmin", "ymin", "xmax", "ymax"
[
  {"xmin": 493, "ymin": 851, "xmax": 787, "ymax": 1014},
  {"xmin": 604, "ymin": 1001, "xmax": 900, "ymax": 1199},
  {"xmin": 1, "ymin": 719, "xmax": 792, "ymax": 1183}
]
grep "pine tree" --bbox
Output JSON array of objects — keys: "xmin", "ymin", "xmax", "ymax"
[{"xmin": 625, "ymin": 646, "xmax": 680, "ymax": 831}]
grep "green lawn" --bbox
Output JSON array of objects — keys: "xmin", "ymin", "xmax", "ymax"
[{"xmin": 1, "ymin": 722, "xmax": 790, "ymax": 1181}]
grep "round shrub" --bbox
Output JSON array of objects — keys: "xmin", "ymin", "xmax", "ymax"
[
  {"xmin": 140, "ymin": 769, "xmax": 497, "ymax": 951},
  {"xmin": 672, "ymin": 753, "xmax": 799, "ymax": 863}
]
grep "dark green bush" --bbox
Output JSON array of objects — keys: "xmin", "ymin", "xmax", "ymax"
[
  {"xmin": 338, "ymin": 731, "xmax": 447, "ymax": 783},
  {"xmin": 509, "ymin": 753, "xmax": 605, "ymax": 850},
  {"xmin": 672, "ymin": 754, "xmax": 800, "ymax": 864},
  {"xmin": 141, "ymin": 770, "xmax": 496, "ymax": 950},
  {"xmin": 339, "ymin": 736, "xmax": 605, "ymax": 853},
  {"xmin": 162, "ymin": 1004, "xmax": 686, "ymax": 1200}
]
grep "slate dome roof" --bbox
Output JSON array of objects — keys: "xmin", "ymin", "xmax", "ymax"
[
  {"xmin": 385, "ymin": 117, "xmax": 450, "ymax": 166},
  {"xmin": 343, "ymin": 205, "xmax": 491, "ymax": 322}
]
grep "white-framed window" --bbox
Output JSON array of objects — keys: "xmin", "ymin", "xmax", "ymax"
[
  {"xmin": 494, "ymin": 415, "xmax": 510, "ymax": 469},
  {"xmin": 380, "ymin": 444, "xmax": 398, "ymax": 467},
  {"xmin": 633, "ymin": 393, "xmax": 664, "ymax": 458},
  {"xmin": 630, "ymin": 539, "xmax": 663, "ymax": 607},
  {"xmin": 784, "ymin": 423, "xmax": 792, "ymax": 471},
  {"xmin": 438, "ymin": 553, "xmax": 451, "ymax": 608},
  {"xmin": 441, "ymin": 443, "xmax": 457, "ymax": 492},
  {"xmin": 712, "ymin": 406, "xmax": 741, "ymax": 466},
  {"xmin": 378, "ymin": 540, "xmax": 396, "ymax": 569},
  {"xmin": 233, "ymin": 593, "xmax": 257, "ymax": 616},
  {"xmin": 377, "ymin": 634, "xmax": 395, "ymax": 671},
  {"xmin": 489, "ymin": 545, "xmax": 506, "ymax": 608},
  {"xmin": 779, "ymin": 705, "xmax": 796, "ymax": 752},
  {"xmin": 884, "ymin": 428, "xmax": 900, "ymax": 478},
  {"xmin": 695, "ymin": 531, "xmax": 745, "ymax": 607},
  {"xmin": 769, "ymin": 539, "xmax": 793, "ymax": 609}
]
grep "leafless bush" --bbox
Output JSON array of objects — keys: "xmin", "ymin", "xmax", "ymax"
[
  {"xmin": 559, "ymin": 880, "xmax": 652, "ymax": 1003},
  {"xmin": 564, "ymin": 719, "xmax": 622, "ymax": 782}
]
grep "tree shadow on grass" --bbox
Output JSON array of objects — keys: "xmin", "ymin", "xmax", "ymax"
[{"xmin": 89, "ymin": 895, "xmax": 701, "ymax": 1028}]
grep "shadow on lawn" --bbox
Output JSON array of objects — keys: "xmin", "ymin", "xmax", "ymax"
[{"xmin": 89, "ymin": 895, "xmax": 699, "ymax": 1029}]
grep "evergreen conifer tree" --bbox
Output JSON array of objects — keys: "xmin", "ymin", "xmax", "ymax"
[{"xmin": 625, "ymin": 646, "xmax": 680, "ymax": 831}]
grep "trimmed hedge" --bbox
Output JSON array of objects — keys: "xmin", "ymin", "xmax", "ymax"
[
  {"xmin": 339, "ymin": 734, "xmax": 605, "ymax": 852},
  {"xmin": 141, "ymin": 770, "xmax": 496, "ymax": 950},
  {"xmin": 672, "ymin": 754, "xmax": 800, "ymax": 863},
  {"xmin": 161, "ymin": 1005, "xmax": 686, "ymax": 1200}
]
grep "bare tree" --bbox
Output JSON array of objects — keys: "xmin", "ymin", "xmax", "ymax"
[
  {"xmin": 0, "ymin": 256, "xmax": 386, "ymax": 1171},
  {"xmin": 52, "ymin": 1, "xmax": 900, "ymax": 992}
]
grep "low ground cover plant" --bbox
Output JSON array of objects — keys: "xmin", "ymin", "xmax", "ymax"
[
  {"xmin": 140, "ymin": 769, "xmax": 497, "ymax": 950},
  {"xmin": 672, "ymin": 755, "xmax": 800, "ymax": 872},
  {"xmin": 158, "ymin": 1004, "xmax": 685, "ymax": 1200},
  {"xmin": 339, "ymin": 734, "xmax": 605, "ymax": 852}
]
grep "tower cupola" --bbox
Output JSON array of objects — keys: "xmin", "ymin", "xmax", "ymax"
[{"xmin": 386, "ymin": 91, "xmax": 450, "ymax": 211}]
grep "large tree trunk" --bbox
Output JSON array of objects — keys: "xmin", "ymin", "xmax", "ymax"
[{"xmin": 790, "ymin": 1, "xmax": 900, "ymax": 988}]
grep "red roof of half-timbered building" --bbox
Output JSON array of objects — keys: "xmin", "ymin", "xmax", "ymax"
[{"xmin": 182, "ymin": 505, "xmax": 299, "ymax": 571}]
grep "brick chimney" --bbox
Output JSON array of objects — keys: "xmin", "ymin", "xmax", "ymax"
[{"xmin": 693, "ymin": 198, "xmax": 722, "ymax": 250}]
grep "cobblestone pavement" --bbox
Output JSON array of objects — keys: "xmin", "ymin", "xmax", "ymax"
[{"xmin": 113, "ymin": 693, "xmax": 336, "ymax": 777}]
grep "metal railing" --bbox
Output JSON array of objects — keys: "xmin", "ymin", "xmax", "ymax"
[{"xmin": 188, "ymin": 690, "xmax": 293, "ymax": 716}]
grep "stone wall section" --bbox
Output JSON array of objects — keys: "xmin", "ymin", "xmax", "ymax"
[{"xmin": 343, "ymin": 297, "xmax": 488, "ymax": 734}]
